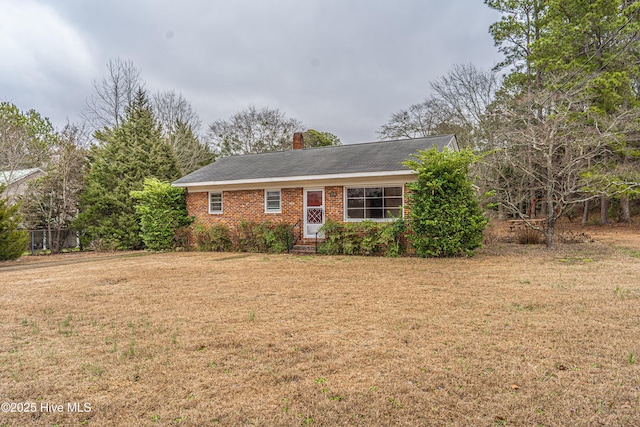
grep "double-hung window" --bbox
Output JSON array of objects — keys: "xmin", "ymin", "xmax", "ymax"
[
  {"xmin": 265, "ymin": 189, "xmax": 281, "ymax": 213},
  {"xmin": 346, "ymin": 186, "xmax": 403, "ymax": 220},
  {"xmin": 209, "ymin": 192, "xmax": 223, "ymax": 214}
]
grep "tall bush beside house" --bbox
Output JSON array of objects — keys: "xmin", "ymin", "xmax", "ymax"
[
  {"xmin": 131, "ymin": 178, "xmax": 192, "ymax": 251},
  {"xmin": 75, "ymin": 89, "xmax": 181, "ymax": 250},
  {"xmin": 403, "ymin": 148, "xmax": 487, "ymax": 257},
  {"xmin": 0, "ymin": 185, "xmax": 29, "ymax": 260}
]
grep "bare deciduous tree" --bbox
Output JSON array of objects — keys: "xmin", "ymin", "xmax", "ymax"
[
  {"xmin": 207, "ymin": 106, "xmax": 304, "ymax": 156},
  {"xmin": 378, "ymin": 97, "xmax": 453, "ymax": 140},
  {"xmin": 483, "ymin": 88, "xmax": 637, "ymax": 247},
  {"xmin": 152, "ymin": 90, "xmax": 213, "ymax": 174},
  {"xmin": 0, "ymin": 111, "xmax": 30, "ymax": 174},
  {"xmin": 152, "ymin": 90, "xmax": 202, "ymax": 137},
  {"xmin": 430, "ymin": 63, "xmax": 499, "ymax": 131},
  {"xmin": 82, "ymin": 58, "xmax": 143, "ymax": 131},
  {"xmin": 378, "ymin": 64, "xmax": 497, "ymax": 148},
  {"xmin": 21, "ymin": 124, "xmax": 87, "ymax": 252}
]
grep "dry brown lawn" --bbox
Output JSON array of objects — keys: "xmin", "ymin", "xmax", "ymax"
[{"xmin": 1, "ymin": 223, "xmax": 639, "ymax": 426}]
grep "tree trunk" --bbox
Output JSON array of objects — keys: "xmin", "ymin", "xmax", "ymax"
[
  {"xmin": 47, "ymin": 225, "xmax": 53, "ymax": 253},
  {"xmin": 620, "ymin": 196, "xmax": 631, "ymax": 223},
  {"xmin": 600, "ymin": 195, "xmax": 610, "ymax": 225},
  {"xmin": 582, "ymin": 200, "xmax": 590, "ymax": 225},
  {"xmin": 528, "ymin": 147, "xmax": 536, "ymax": 218},
  {"xmin": 53, "ymin": 226, "xmax": 62, "ymax": 254},
  {"xmin": 545, "ymin": 217, "xmax": 555, "ymax": 248}
]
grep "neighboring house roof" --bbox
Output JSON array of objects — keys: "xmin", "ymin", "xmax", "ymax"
[
  {"xmin": 173, "ymin": 135, "xmax": 458, "ymax": 187},
  {"xmin": 0, "ymin": 168, "xmax": 43, "ymax": 186}
]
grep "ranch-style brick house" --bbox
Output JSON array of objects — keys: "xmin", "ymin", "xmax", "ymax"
[{"xmin": 172, "ymin": 134, "xmax": 459, "ymax": 243}]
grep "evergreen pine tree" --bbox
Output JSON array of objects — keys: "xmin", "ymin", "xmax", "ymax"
[
  {"xmin": 0, "ymin": 186, "xmax": 29, "ymax": 260},
  {"xmin": 76, "ymin": 89, "xmax": 181, "ymax": 249},
  {"xmin": 169, "ymin": 120, "xmax": 215, "ymax": 174}
]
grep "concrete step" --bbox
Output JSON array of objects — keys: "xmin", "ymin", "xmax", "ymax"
[{"xmin": 290, "ymin": 245, "xmax": 317, "ymax": 254}]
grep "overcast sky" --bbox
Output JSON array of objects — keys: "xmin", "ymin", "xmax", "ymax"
[{"xmin": 1, "ymin": 0, "xmax": 503, "ymax": 144}]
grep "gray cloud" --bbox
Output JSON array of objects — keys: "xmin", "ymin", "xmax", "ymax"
[{"xmin": 1, "ymin": 0, "xmax": 502, "ymax": 143}]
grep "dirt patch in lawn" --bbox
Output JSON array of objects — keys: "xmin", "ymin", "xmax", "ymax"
[
  {"xmin": 0, "ymin": 222, "xmax": 639, "ymax": 426},
  {"xmin": 0, "ymin": 251, "xmax": 150, "ymax": 272}
]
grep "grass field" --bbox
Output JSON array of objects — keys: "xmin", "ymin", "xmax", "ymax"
[{"xmin": 1, "ymin": 223, "xmax": 639, "ymax": 426}]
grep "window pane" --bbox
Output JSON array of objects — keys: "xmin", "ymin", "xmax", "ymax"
[
  {"xmin": 347, "ymin": 187, "xmax": 403, "ymax": 221},
  {"xmin": 347, "ymin": 198, "xmax": 364, "ymax": 208},
  {"xmin": 384, "ymin": 208, "xmax": 401, "ymax": 218},
  {"xmin": 307, "ymin": 191, "xmax": 323, "ymax": 207},
  {"xmin": 366, "ymin": 208, "xmax": 384, "ymax": 219},
  {"xmin": 365, "ymin": 188, "xmax": 382, "ymax": 198},
  {"xmin": 385, "ymin": 197, "xmax": 403, "ymax": 208},
  {"xmin": 347, "ymin": 188, "xmax": 363, "ymax": 198},
  {"xmin": 266, "ymin": 190, "xmax": 281, "ymax": 211},
  {"xmin": 366, "ymin": 198, "xmax": 383, "ymax": 208},
  {"xmin": 210, "ymin": 193, "xmax": 222, "ymax": 212},
  {"xmin": 384, "ymin": 187, "xmax": 402, "ymax": 197},
  {"xmin": 347, "ymin": 208, "xmax": 364, "ymax": 219}
]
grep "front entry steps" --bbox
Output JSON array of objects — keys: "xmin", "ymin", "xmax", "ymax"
[{"xmin": 290, "ymin": 245, "xmax": 317, "ymax": 255}]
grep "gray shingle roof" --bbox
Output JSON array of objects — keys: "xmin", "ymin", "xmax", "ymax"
[
  {"xmin": 0, "ymin": 168, "xmax": 43, "ymax": 185},
  {"xmin": 173, "ymin": 135, "xmax": 457, "ymax": 186}
]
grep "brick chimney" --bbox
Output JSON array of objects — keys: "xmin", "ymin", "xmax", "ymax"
[{"xmin": 293, "ymin": 132, "xmax": 304, "ymax": 150}]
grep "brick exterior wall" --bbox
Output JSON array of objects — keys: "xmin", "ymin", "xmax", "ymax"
[
  {"xmin": 403, "ymin": 183, "xmax": 413, "ymax": 218},
  {"xmin": 187, "ymin": 188, "xmax": 303, "ymax": 229},
  {"xmin": 186, "ymin": 183, "xmax": 410, "ymax": 244},
  {"xmin": 324, "ymin": 186, "xmax": 344, "ymax": 222}
]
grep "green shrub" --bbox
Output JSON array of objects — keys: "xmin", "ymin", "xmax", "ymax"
[
  {"xmin": 0, "ymin": 186, "xmax": 28, "ymax": 260},
  {"xmin": 193, "ymin": 221, "xmax": 213, "ymax": 251},
  {"xmin": 131, "ymin": 178, "xmax": 193, "ymax": 251},
  {"xmin": 378, "ymin": 218, "xmax": 407, "ymax": 257},
  {"xmin": 174, "ymin": 226, "xmax": 193, "ymax": 249},
  {"xmin": 243, "ymin": 221, "xmax": 294, "ymax": 253},
  {"xmin": 192, "ymin": 222, "xmax": 232, "ymax": 252},
  {"xmin": 403, "ymin": 148, "xmax": 487, "ymax": 257},
  {"xmin": 236, "ymin": 220, "xmax": 261, "ymax": 252},
  {"xmin": 193, "ymin": 220, "xmax": 293, "ymax": 253},
  {"xmin": 318, "ymin": 219, "xmax": 344, "ymax": 255},
  {"xmin": 264, "ymin": 222, "xmax": 294, "ymax": 253},
  {"xmin": 318, "ymin": 218, "xmax": 406, "ymax": 257},
  {"xmin": 210, "ymin": 224, "xmax": 233, "ymax": 251},
  {"xmin": 342, "ymin": 223, "xmax": 364, "ymax": 255}
]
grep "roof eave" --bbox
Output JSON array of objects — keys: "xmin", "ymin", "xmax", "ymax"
[{"xmin": 172, "ymin": 170, "xmax": 415, "ymax": 188}]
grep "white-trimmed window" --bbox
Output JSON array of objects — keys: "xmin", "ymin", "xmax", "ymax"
[
  {"xmin": 209, "ymin": 192, "xmax": 223, "ymax": 214},
  {"xmin": 265, "ymin": 189, "xmax": 282, "ymax": 213},
  {"xmin": 345, "ymin": 186, "xmax": 403, "ymax": 220}
]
